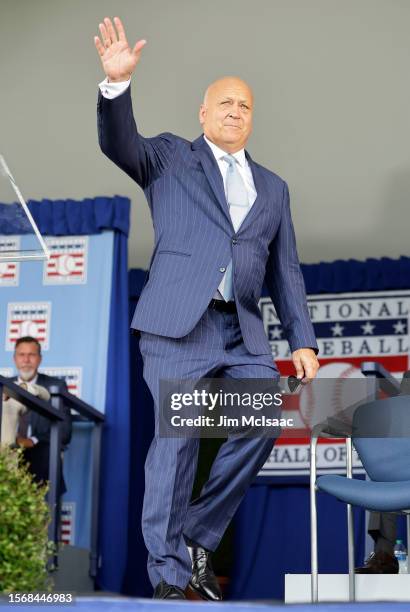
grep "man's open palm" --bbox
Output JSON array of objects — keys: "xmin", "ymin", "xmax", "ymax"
[{"xmin": 94, "ymin": 17, "xmax": 146, "ymax": 83}]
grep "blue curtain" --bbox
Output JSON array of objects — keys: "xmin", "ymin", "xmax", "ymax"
[
  {"xmin": 130, "ymin": 256, "xmax": 410, "ymax": 300},
  {"xmin": 0, "ymin": 197, "xmax": 129, "ymax": 236},
  {"xmin": 302, "ymin": 257, "xmax": 410, "ymax": 294},
  {"xmin": 98, "ymin": 225, "xmax": 131, "ymax": 592},
  {"xmin": 127, "ymin": 257, "xmax": 410, "ymax": 600},
  {"xmin": 0, "ymin": 196, "xmax": 131, "ymax": 593},
  {"xmin": 123, "ymin": 269, "xmax": 153, "ymax": 596}
]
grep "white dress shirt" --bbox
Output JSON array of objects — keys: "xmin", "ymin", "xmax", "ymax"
[
  {"xmin": 99, "ymin": 77, "xmax": 131, "ymax": 99},
  {"xmin": 202, "ymin": 136, "xmax": 257, "ymax": 300},
  {"xmin": 203, "ymin": 136, "xmax": 257, "ymax": 222},
  {"xmin": 99, "ymin": 78, "xmax": 258, "ymax": 301}
]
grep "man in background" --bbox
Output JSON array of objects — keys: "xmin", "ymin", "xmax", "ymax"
[{"xmin": 12, "ymin": 336, "xmax": 72, "ymax": 495}]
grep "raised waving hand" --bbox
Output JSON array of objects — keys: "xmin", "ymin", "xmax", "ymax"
[{"xmin": 94, "ymin": 17, "xmax": 146, "ymax": 82}]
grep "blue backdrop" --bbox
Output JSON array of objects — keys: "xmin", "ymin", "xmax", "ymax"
[{"xmin": 0, "ymin": 196, "xmax": 130, "ymax": 593}]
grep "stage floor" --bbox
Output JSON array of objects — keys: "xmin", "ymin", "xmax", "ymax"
[{"xmin": 2, "ymin": 597, "xmax": 410, "ymax": 611}]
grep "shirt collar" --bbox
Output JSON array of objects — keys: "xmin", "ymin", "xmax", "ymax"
[{"xmin": 203, "ymin": 135, "xmax": 246, "ymax": 168}]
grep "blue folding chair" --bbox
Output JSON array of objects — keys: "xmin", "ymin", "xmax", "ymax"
[{"xmin": 310, "ymin": 394, "xmax": 410, "ymax": 602}]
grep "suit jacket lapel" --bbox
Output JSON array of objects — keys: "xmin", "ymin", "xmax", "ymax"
[
  {"xmin": 237, "ymin": 152, "xmax": 266, "ymax": 234},
  {"xmin": 192, "ymin": 136, "xmax": 267, "ymax": 232},
  {"xmin": 192, "ymin": 136, "xmax": 233, "ymax": 226}
]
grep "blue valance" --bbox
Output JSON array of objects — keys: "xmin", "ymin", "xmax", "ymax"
[
  {"xmin": 302, "ymin": 256, "xmax": 410, "ymax": 294},
  {"xmin": 0, "ymin": 196, "xmax": 130, "ymax": 237},
  {"xmin": 130, "ymin": 256, "xmax": 410, "ymax": 298}
]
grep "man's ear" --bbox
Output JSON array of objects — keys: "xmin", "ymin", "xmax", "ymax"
[{"xmin": 199, "ymin": 104, "xmax": 206, "ymax": 126}]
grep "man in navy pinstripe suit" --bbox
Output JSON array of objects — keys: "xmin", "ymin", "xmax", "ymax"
[{"xmin": 95, "ymin": 16, "xmax": 319, "ymax": 599}]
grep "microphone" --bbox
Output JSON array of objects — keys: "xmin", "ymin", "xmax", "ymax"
[{"xmin": 287, "ymin": 375, "xmax": 302, "ymax": 393}]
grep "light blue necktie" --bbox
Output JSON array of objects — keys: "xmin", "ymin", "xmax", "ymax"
[{"xmin": 220, "ymin": 154, "xmax": 249, "ymax": 302}]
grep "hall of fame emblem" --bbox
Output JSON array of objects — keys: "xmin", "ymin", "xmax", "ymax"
[
  {"xmin": 0, "ymin": 237, "xmax": 20, "ymax": 286},
  {"xmin": 60, "ymin": 502, "xmax": 75, "ymax": 545},
  {"xmin": 0, "ymin": 368, "xmax": 13, "ymax": 377},
  {"xmin": 261, "ymin": 291, "xmax": 410, "ymax": 375},
  {"xmin": 43, "ymin": 236, "xmax": 88, "ymax": 285},
  {"xmin": 41, "ymin": 366, "xmax": 82, "ymax": 397},
  {"xmin": 258, "ymin": 290, "xmax": 410, "ymax": 478},
  {"xmin": 6, "ymin": 302, "xmax": 51, "ymax": 351}
]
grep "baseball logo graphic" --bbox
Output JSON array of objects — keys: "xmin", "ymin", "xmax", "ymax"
[
  {"xmin": 299, "ymin": 362, "xmax": 368, "ymax": 431},
  {"xmin": 42, "ymin": 367, "xmax": 82, "ymax": 397},
  {"xmin": 0, "ymin": 368, "xmax": 13, "ymax": 378},
  {"xmin": 20, "ymin": 319, "xmax": 41, "ymax": 337},
  {"xmin": 0, "ymin": 237, "xmax": 20, "ymax": 286},
  {"xmin": 44, "ymin": 236, "xmax": 88, "ymax": 285},
  {"xmin": 6, "ymin": 302, "xmax": 51, "ymax": 350},
  {"xmin": 60, "ymin": 502, "xmax": 76, "ymax": 545},
  {"xmin": 55, "ymin": 253, "xmax": 77, "ymax": 276}
]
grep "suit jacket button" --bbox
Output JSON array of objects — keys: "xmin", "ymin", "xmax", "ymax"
[
  {"xmin": 232, "ymin": 239, "xmax": 238, "ymax": 245},
  {"xmin": 219, "ymin": 267, "xmax": 226, "ymax": 273}
]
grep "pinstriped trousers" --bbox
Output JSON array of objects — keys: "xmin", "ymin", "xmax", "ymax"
[{"xmin": 139, "ymin": 306, "xmax": 280, "ymax": 589}]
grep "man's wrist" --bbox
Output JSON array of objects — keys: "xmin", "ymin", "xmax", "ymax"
[
  {"xmin": 99, "ymin": 77, "xmax": 130, "ymax": 100},
  {"xmin": 107, "ymin": 75, "xmax": 131, "ymax": 83}
]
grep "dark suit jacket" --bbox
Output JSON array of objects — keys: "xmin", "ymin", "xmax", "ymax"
[{"xmin": 98, "ymin": 87, "xmax": 318, "ymax": 356}]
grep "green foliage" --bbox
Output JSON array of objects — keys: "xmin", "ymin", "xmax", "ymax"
[{"xmin": 0, "ymin": 446, "xmax": 53, "ymax": 592}]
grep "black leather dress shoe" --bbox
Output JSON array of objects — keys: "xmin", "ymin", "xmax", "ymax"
[
  {"xmin": 188, "ymin": 544, "xmax": 222, "ymax": 601},
  {"xmin": 355, "ymin": 550, "xmax": 399, "ymax": 574},
  {"xmin": 153, "ymin": 580, "xmax": 186, "ymax": 599}
]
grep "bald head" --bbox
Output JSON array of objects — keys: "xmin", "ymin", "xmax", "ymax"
[
  {"xmin": 203, "ymin": 77, "xmax": 253, "ymax": 106},
  {"xmin": 199, "ymin": 76, "xmax": 254, "ymax": 153}
]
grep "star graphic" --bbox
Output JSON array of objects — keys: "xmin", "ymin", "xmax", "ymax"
[
  {"xmin": 361, "ymin": 321, "xmax": 375, "ymax": 335},
  {"xmin": 270, "ymin": 326, "xmax": 283, "ymax": 340},
  {"xmin": 331, "ymin": 323, "xmax": 344, "ymax": 337},
  {"xmin": 393, "ymin": 320, "xmax": 407, "ymax": 334}
]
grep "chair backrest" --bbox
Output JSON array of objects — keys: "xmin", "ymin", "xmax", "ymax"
[{"xmin": 353, "ymin": 395, "xmax": 410, "ymax": 482}]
